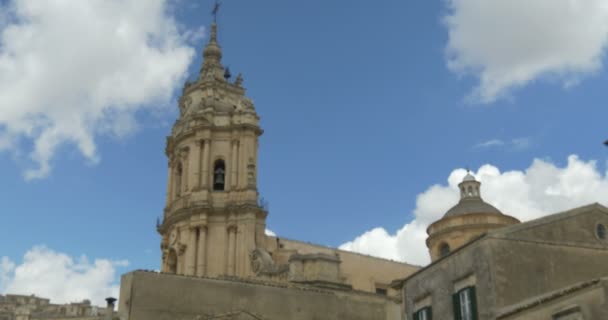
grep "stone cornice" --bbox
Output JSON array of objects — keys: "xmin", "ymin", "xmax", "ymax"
[
  {"xmin": 166, "ymin": 124, "xmax": 263, "ymax": 156},
  {"xmin": 158, "ymin": 203, "xmax": 268, "ymax": 234}
]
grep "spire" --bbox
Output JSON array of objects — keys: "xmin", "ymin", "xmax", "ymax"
[{"xmin": 200, "ymin": 23, "xmax": 225, "ymax": 81}]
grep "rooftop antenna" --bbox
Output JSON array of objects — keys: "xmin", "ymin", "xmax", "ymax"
[{"xmin": 212, "ymin": 0, "xmax": 221, "ymax": 23}]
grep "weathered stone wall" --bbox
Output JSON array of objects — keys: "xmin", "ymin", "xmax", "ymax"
[
  {"xmin": 496, "ymin": 279, "xmax": 608, "ymax": 320},
  {"xmin": 118, "ymin": 271, "xmax": 401, "ymax": 320}
]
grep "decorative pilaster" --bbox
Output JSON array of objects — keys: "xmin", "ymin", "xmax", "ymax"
[
  {"xmin": 227, "ymin": 225, "xmax": 237, "ymax": 275},
  {"xmin": 166, "ymin": 164, "xmax": 173, "ymax": 206},
  {"xmin": 190, "ymin": 140, "xmax": 202, "ymax": 191},
  {"xmin": 180, "ymin": 149, "xmax": 190, "ymax": 192},
  {"xmin": 201, "ymin": 139, "xmax": 211, "ymax": 189},
  {"xmin": 231, "ymin": 139, "xmax": 239, "ymax": 189},
  {"xmin": 196, "ymin": 225, "xmax": 207, "ymax": 277},
  {"xmin": 185, "ymin": 227, "xmax": 197, "ymax": 276}
]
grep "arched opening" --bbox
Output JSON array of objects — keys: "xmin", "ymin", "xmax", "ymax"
[
  {"xmin": 439, "ymin": 242, "xmax": 450, "ymax": 258},
  {"xmin": 167, "ymin": 249, "xmax": 177, "ymax": 274},
  {"xmin": 467, "ymin": 186, "xmax": 473, "ymax": 196},
  {"xmin": 213, "ymin": 160, "xmax": 226, "ymax": 191},
  {"xmin": 175, "ymin": 163, "xmax": 183, "ymax": 196}
]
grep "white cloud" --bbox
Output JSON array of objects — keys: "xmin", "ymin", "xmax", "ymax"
[
  {"xmin": 0, "ymin": 257, "xmax": 16, "ymax": 290},
  {"xmin": 265, "ymin": 229, "xmax": 276, "ymax": 237},
  {"xmin": 474, "ymin": 139, "xmax": 505, "ymax": 148},
  {"xmin": 0, "ymin": 0, "xmax": 197, "ymax": 179},
  {"xmin": 474, "ymin": 137, "xmax": 532, "ymax": 150},
  {"xmin": 444, "ymin": 0, "xmax": 608, "ymax": 103},
  {"xmin": 340, "ymin": 155, "xmax": 608, "ymax": 265},
  {"xmin": 0, "ymin": 246, "xmax": 128, "ymax": 306}
]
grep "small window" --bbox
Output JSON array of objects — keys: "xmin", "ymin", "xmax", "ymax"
[
  {"xmin": 213, "ymin": 160, "xmax": 226, "ymax": 191},
  {"xmin": 596, "ymin": 224, "xmax": 606, "ymax": 240},
  {"xmin": 375, "ymin": 288, "xmax": 387, "ymax": 296},
  {"xmin": 414, "ymin": 307, "xmax": 432, "ymax": 320},
  {"xmin": 453, "ymin": 287, "xmax": 478, "ymax": 320},
  {"xmin": 439, "ymin": 243, "xmax": 450, "ymax": 258}
]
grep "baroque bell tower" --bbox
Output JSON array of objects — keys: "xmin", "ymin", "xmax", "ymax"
[{"xmin": 157, "ymin": 21, "xmax": 267, "ymax": 279}]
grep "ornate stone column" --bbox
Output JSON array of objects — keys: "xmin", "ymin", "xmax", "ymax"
[
  {"xmin": 185, "ymin": 227, "xmax": 197, "ymax": 276},
  {"xmin": 227, "ymin": 225, "xmax": 237, "ymax": 275},
  {"xmin": 190, "ymin": 140, "xmax": 201, "ymax": 190},
  {"xmin": 196, "ymin": 225, "xmax": 207, "ymax": 277},
  {"xmin": 201, "ymin": 139, "xmax": 211, "ymax": 189},
  {"xmin": 231, "ymin": 139, "xmax": 239, "ymax": 189}
]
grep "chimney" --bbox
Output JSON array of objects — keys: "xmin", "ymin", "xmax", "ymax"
[{"xmin": 105, "ymin": 297, "xmax": 117, "ymax": 320}]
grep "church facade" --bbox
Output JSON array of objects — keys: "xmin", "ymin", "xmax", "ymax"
[{"xmin": 117, "ymin": 21, "xmax": 608, "ymax": 320}]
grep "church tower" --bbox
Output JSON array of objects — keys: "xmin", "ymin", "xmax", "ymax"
[
  {"xmin": 426, "ymin": 172, "xmax": 520, "ymax": 262},
  {"xmin": 157, "ymin": 22, "xmax": 267, "ymax": 278}
]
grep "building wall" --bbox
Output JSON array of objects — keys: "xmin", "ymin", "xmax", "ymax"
[
  {"xmin": 118, "ymin": 271, "xmax": 401, "ymax": 320},
  {"xmin": 402, "ymin": 240, "xmax": 497, "ymax": 320}
]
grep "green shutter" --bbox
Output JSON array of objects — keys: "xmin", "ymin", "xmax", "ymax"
[
  {"xmin": 428, "ymin": 307, "xmax": 433, "ymax": 320},
  {"xmin": 453, "ymin": 293, "xmax": 462, "ymax": 320},
  {"xmin": 470, "ymin": 287, "xmax": 478, "ymax": 320},
  {"xmin": 413, "ymin": 311, "xmax": 419, "ymax": 320}
]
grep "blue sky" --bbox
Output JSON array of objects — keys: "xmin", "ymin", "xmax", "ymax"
[{"xmin": 1, "ymin": 0, "xmax": 607, "ymax": 304}]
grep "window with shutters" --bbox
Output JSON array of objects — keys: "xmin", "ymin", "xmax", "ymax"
[
  {"xmin": 413, "ymin": 306, "xmax": 432, "ymax": 320},
  {"xmin": 453, "ymin": 286, "xmax": 478, "ymax": 320}
]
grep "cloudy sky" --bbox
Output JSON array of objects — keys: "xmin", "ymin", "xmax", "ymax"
[{"xmin": 1, "ymin": 0, "xmax": 607, "ymax": 306}]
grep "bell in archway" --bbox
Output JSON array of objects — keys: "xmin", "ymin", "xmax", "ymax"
[{"xmin": 215, "ymin": 171, "xmax": 224, "ymax": 184}]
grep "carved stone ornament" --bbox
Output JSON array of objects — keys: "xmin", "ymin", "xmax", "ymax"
[
  {"xmin": 170, "ymin": 229, "xmax": 178, "ymax": 245},
  {"xmin": 247, "ymin": 158, "xmax": 256, "ymax": 187},
  {"xmin": 179, "ymin": 96, "xmax": 192, "ymax": 116},
  {"xmin": 250, "ymin": 248, "xmax": 288, "ymax": 277},
  {"xmin": 178, "ymin": 243, "xmax": 187, "ymax": 256}
]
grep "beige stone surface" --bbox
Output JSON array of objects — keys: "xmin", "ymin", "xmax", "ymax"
[{"xmin": 118, "ymin": 271, "xmax": 400, "ymax": 320}]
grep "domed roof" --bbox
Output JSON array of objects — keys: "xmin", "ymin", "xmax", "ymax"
[
  {"xmin": 443, "ymin": 172, "xmax": 504, "ymax": 218},
  {"xmin": 444, "ymin": 198, "xmax": 503, "ymax": 217},
  {"xmin": 463, "ymin": 172, "xmax": 476, "ymax": 182}
]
